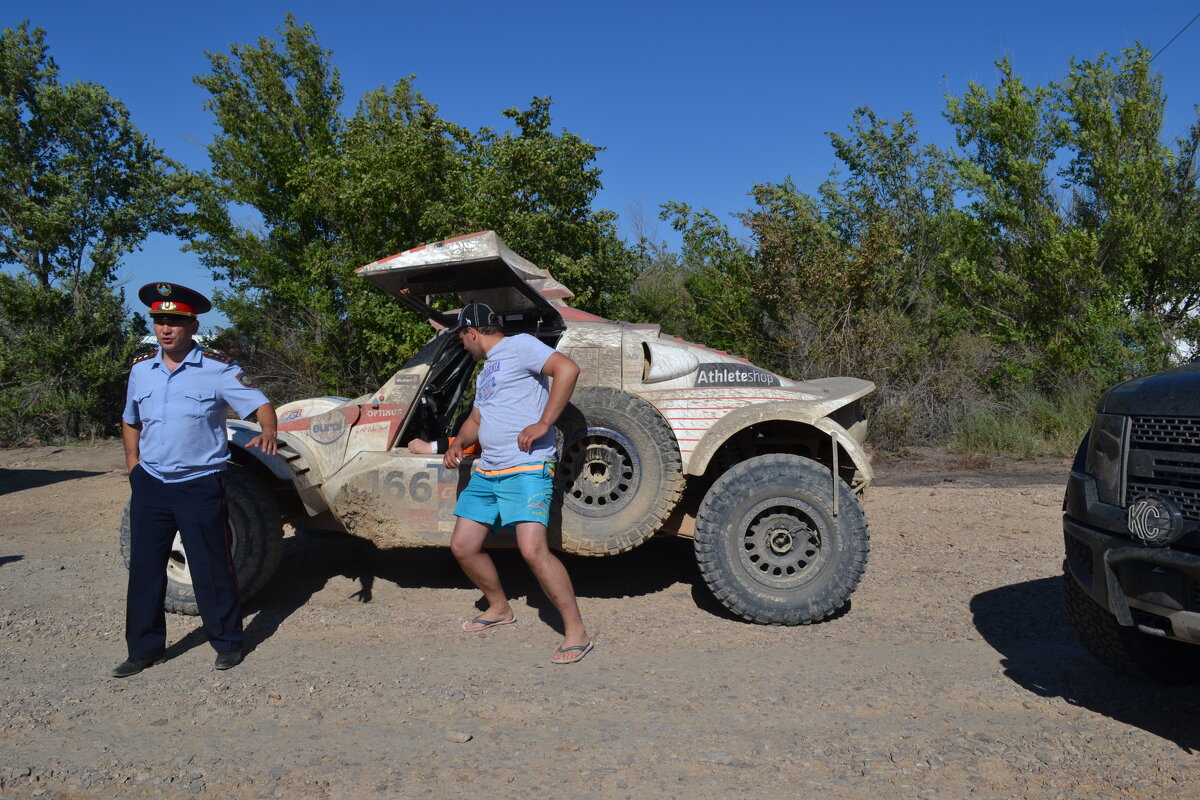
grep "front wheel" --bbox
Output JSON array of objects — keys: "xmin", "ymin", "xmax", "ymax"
[
  {"xmin": 1061, "ymin": 564, "xmax": 1196, "ymax": 684},
  {"xmin": 119, "ymin": 464, "xmax": 284, "ymax": 615},
  {"xmin": 694, "ymin": 454, "xmax": 869, "ymax": 625}
]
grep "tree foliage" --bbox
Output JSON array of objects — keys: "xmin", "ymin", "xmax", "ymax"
[
  {"xmin": 0, "ymin": 22, "xmax": 187, "ymax": 442},
  {"xmin": 628, "ymin": 46, "xmax": 1199, "ymax": 449},
  {"xmin": 5, "ymin": 15, "xmax": 1196, "ymax": 456},
  {"xmin": 191, "ymin": 16, "xmax": 631, "ymax": 401}
]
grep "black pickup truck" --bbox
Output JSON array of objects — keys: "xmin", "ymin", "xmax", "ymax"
[{"xmin": 1062, "ymin": 362, "xmax": 1200, "ymax": 683}]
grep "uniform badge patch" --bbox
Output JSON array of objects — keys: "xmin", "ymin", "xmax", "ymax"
[{"xmin": 236, "ymin": 372, "xmax": 255, "ymax": 387}]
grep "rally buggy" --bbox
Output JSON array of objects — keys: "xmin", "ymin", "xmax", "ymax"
[{"xmin": 121, "ymin": 231, "xmax": 876, "ymax": 625}]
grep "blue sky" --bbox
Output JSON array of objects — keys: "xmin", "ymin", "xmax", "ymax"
[{"xmin": 6, "ymin": 1, "xmax": 1199, "ymax": 330}]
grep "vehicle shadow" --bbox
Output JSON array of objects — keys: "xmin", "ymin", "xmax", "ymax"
[
  {"xmin": 0, "ymin": 468, "xmax": 106, "ymax": 496},
  {"xmin": 0, "ymin": 555, "xmax": 25, "ymax": 568},
  {"xmin": 243, "ymin": 533, "xmax": 706, "ymax": 649},
  {"xmin": 970, "ymin": 576, "xmax": 1200, "ymax": 752}
]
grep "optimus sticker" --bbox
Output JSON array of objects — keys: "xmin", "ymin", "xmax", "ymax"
[
  {"xmin": 359, "ymin": 404, "xmax": 409, "ymax": 423},
  {"xmin": 695, "ymin": 364, "xmax": 781, "ymax": 388}
]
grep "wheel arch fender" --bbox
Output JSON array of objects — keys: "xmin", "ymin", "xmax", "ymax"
[
  {"xmin": 227, "ymin": 421, "xmax": 297, "ymax": 481},
  {"xmin": 226, "ymin": 421, "xmax": 328, "ymax": 516},
  {"xmin": 685, "ymin": 401, "xmax": 874, "ymax": 487}
]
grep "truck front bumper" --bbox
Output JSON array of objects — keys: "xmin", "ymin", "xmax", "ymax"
[{"xmin": 1065, "ymin": 509, "xmax": 1200, "ymax": 646}]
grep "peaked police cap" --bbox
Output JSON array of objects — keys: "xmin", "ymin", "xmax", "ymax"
[{"xmin": 137, "ymin": 283, "xmax": 212, "ymax": 317}]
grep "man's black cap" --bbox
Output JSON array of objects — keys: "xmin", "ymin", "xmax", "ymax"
[
  {"xmin": 448, "ymin": 301, "xmax": 501, "ymax": 333},
  {"xmin": 137, "ymin": 283, "xmax": 212, "ymax": 317}
]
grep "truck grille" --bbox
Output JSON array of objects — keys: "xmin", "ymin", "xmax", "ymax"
[
  {"xmin": 1131, "ymin": 417, "xmax": 1200, "ymax": 449},
  {"xmin": 1129, "ymin": 416, "xmax": 1200, "ymax": 522}
]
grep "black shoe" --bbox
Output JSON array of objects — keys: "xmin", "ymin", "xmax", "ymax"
[
  {"xmin": 214, "ymin": 650, "xmax": 243, "ymax": 670},
  {"xmin": 110, "ymin": 654, "xmax": 163, "ymax": 679}
]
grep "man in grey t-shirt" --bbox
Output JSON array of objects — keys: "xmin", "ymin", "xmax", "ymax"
[{"xmin": 442, "ymin": 302, "xmax": 594, "ymax": 664}]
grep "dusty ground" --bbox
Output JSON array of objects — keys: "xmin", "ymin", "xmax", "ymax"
[{"xmin": 1, "ymin": 442, "xmax": 1199, "ymax": 800}]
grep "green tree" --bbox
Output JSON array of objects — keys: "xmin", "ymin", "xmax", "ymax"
[
  {"xmin": 0, "ymin": 22, "xmax": 189, "ymax": 442},
  {"xmin": 192, "ymin": 16, "xmax": 631, "ymax": 401},
  {"xmin": 945, "ymin": 48, "xmax": 1193, "ymax": 387}
]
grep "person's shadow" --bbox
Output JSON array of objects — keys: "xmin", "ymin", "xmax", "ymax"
[
  {"xmin": 237, "ymin": 531, "xmax": 707, "ymax": 651},
  {"xmin": 971, "ymin": 575, "xmax": 1200, "ymax": 751},
  {"xmin": 0, "ymin": 468, "xmax": 105, "ymax": 496}
]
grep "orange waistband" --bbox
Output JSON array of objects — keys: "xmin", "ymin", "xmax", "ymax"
[{"xmin": 474, "ymin": 463, "xmax": 555, "ymax": 477}]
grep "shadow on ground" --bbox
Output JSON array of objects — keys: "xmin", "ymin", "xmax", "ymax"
[
  {"xmin": 971, "ymin": 576, "xmax": 1200, "ymax": 752},
  {"xmin": 242, "ymin": 533, "xmax": 720, "ymax": 650},
  {"xmin": 0, "ymin": 468, "xmax": 106, "ymax": 495}
]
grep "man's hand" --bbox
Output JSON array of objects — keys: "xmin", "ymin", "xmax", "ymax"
[
  {"xmin": 248, "ymin": 402, "xmax": 278, "ymax": 455},
  {"xmin": 408, "ymin": 438, "xmax": 434, "ymax": 455},
  {"xmin": 121, "ymin": 420, "xmax": 142, "ymax": 473},
  {"xmin": 518, "ymin": 421, "xmax": 552, "ymax": 452},
  {"xmin": 443, "ymin": 439, "xmax": 466, "ymax": 469},
  {"xmin": 246, "ymin": 431, "xmax": 278, "ymax": 455}
]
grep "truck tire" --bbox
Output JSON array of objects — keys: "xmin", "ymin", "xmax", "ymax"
[
  {"xmin": 554, "ymin": 386, "xmax": 684, "ymax": 555},
  {"xmin": 119, "ymin": 464, "xmax": 284, "ymax": 615},
  {"xmin": 1061, "ymin": 564, "xmax": 1196, "ymax": 684},
  {"xmin": 694, "ymin": 454, "xmax": 869, "ymax": 625}
]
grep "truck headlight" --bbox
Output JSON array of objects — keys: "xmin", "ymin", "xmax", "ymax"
[{"xmin": 1085, "ymin": 413, "xmax": 1127, "ymax": 506}]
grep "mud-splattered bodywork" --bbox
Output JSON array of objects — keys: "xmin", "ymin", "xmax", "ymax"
[{"xmin": 229, "ymin": 231, "xmax": 874, "ymax": 554}]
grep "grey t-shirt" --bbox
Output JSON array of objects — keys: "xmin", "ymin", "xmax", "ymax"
[{"xmin": 474, "ymin": 333, "xmax": 558, "ymax": 470}]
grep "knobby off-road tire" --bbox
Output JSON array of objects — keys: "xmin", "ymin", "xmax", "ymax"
[
  {"xmin": 694, "ymin": 454, "xmax": 869, "ymax": 625},
  {"xmin": 554, "ymin": 386, "xmax": 684, "ymax": 555},
  {"xmin": 1061, "ymin": 563, "xmax": 1196, "ymax": 684},
  {"xmin": 119, "ymin": 464, "xmax": 284, "ymax": 615}
]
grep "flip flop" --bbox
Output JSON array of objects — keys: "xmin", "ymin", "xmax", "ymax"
[
  {"xmin": 552, "ymin": 640, "xmax": 595, "ymax": 664},
  {"xmin": 461, "ymin": 615, "xmax": 517, "ymax": 633}
]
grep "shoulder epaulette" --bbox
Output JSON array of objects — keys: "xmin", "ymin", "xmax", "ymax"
[
  {"xmin": 201, "ymin": 349, "xmax": 234, "ymax": 365},
  {"xmin": 131, "ymin": 352, "xmax": 154, "ymax": 366}
]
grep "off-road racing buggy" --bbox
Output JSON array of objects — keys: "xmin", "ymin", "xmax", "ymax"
[
  {"xmin": 121, "ymin": 231, "xmax": 876, "ymax": 625},
  {"xmin": 1063, "ymin": 362, "xmax": 1200, "ymax": 681}
]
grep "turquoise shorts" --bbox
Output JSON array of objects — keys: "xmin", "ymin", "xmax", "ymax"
[{"xmin": 454, "ymin": 462, "xmax": 555, "ymax": 529}]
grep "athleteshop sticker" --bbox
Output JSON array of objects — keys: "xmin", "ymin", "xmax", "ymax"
[{"xmin": 695, "ymin": 364, "xmax": 781, "ymax": 388}]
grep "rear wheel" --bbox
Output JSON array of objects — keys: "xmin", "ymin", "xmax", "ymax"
[
  {"xmin": 554, "ymin": 386, "xmax": 684, "ymax": 555},
  {"xmin": 1061, "ymin": 564, "xmax": 1197, "ymax": 684},
  {"xmin": 119, "ymin": 464, "xmax": 284, "ymax": 615},
  {"xmin": 694, "ymin": 454, "xmax": 869, "ymax": 625}
]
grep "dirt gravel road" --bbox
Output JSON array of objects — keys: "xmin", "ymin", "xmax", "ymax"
[{"xmin": 2, "ymin": 442, "xmax": 1199, "ymax": 799}]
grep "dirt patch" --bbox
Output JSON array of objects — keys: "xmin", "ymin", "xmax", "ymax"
[{"xmin": 1, "ymin": 441, "xmax": 1198, "ymax": 799}]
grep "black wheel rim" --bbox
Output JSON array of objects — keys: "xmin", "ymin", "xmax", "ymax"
[
  {"xmin": 558, "ymin": 426, "xmax": 641, "ymax": 518},
  {"xmin": 736, "ymin": 498, "xmax": 828, "ymax": 589}
]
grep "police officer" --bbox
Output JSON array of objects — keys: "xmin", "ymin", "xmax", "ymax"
[{"xmin": 111, "ymin": 283, "xmax": 277, "ymax": 678}]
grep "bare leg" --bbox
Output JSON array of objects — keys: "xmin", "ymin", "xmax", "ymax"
[
  {"xmin": 515, "ymin": 522, "xmax": 590, "ymax": 660},
  {"xmin": 450, "ymin": 516, "xmax": 513, "ymax": 629}
]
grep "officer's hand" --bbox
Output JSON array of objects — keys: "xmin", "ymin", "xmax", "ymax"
[
  {"xmin": 443, "ymin": 440, "xmax": 465, "ymax": 469},
  {"xmin": 518, "ymin": 421, "xmax": 550, "ymax": 452},
  {"xmin": 248, "ymin": 432, "xmax": 278, "ymax": 455}
]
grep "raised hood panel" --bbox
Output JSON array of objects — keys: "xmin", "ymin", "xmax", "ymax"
[{"xmin": 357, "ymin": 231, "xmax": 571, "ymax": 332}]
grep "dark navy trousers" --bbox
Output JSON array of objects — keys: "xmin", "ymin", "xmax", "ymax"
[{"xmin": 126, "ymin": 465, "xmax": 243, "ymax": 658}]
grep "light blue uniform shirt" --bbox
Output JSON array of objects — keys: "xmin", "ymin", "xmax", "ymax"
[{"xmin": 123, "ymin": 345, "xmax": 270, "ymax": 483}]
